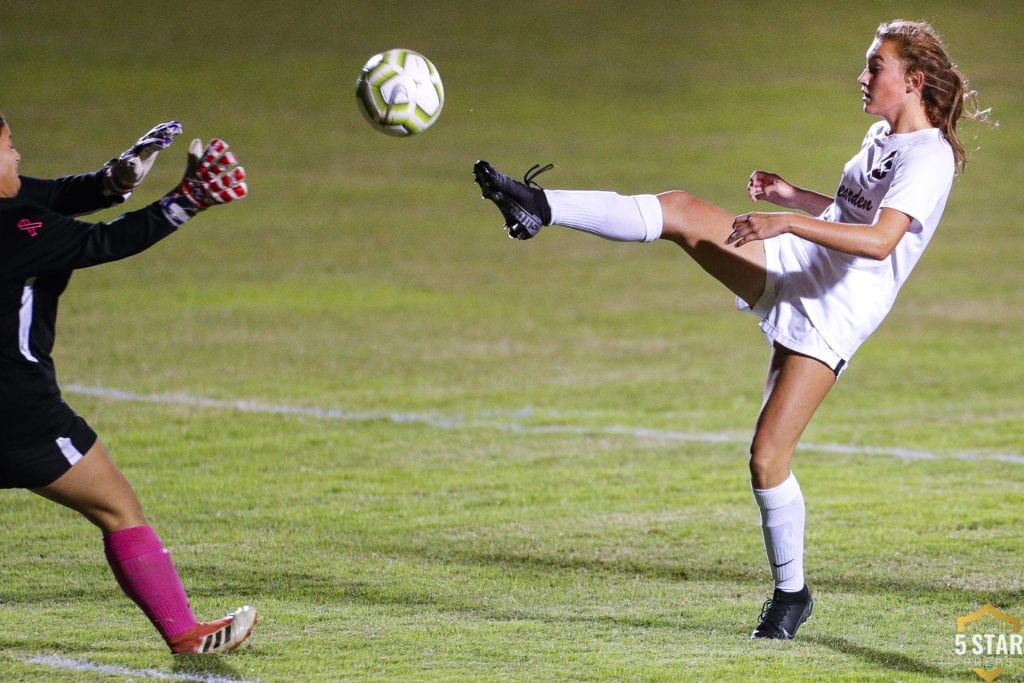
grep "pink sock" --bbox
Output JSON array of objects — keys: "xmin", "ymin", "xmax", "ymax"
[{"xmin": 103, "ymin": 525, "xmax": 197, "ymax": 641}]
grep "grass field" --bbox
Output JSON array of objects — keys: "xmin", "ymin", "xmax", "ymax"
[{"xmin": 1, "ymin": 1, "xmax": 1022, "ymax": 681}]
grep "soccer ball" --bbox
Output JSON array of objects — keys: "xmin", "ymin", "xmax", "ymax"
[{"xmin": 355, "ymin": 49, "xmax": 444, "ymax": 137}]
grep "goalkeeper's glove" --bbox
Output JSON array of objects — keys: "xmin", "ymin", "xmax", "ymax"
[
  {"xmin": 102, "ymin": 120, "xmax": 183, "ymax": 196},
  {"xmin": 159, "ymin": 138, "xmax": 248, "ymax": 226}
]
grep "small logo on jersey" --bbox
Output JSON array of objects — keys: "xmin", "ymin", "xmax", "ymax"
[
  {"xmin": 870, "ymin": 151, "xmax": 897, "ymax": 180},
  {"xmin": 17, "ymin": 218, "xmax": 43, "ymax": 237}
]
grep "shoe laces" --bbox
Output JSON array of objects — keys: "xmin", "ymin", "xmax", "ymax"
[
  {"xmin": 757, "ymin": 597, "xmax": 775, "ymax": 623},
  {"xmin": 522, "ymin": 163, "xmax": 554, "ymax": 188},
  {"xmin": 757, "ymin": 595, "xmax": 794, "ymax": 623},
  {"xmin": 757, "ymin": 590, "xmax": 809, "ymax": 623}
]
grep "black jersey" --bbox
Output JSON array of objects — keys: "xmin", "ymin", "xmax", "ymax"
[{"xmin": 0, "ymin": 172, "xmax": 178, "ymax": 447}]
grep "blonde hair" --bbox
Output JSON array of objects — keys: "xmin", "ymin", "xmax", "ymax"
[{"xmin": 876, "ymin": 20, "xmax": 993, "ymax": 172}]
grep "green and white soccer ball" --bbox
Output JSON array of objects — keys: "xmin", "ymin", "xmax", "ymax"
[{"xmin": 355, "ymin": 49, "xmax": 444, "ymax": 137}]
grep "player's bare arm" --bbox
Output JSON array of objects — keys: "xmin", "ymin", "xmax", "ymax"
[
  {"xmin": 747, "ymin": 170, "xmax": 834, "ymax": 215},
  {"xmin": 728, "ymin": 207, "xmax": 912, "ymax": 260}
]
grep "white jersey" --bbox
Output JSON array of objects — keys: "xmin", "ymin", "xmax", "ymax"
[{"xmin": 745, "ymin": 120, "xmax": 955, "ymax": 370}]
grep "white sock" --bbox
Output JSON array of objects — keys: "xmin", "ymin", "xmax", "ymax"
[
  {"xmin": 752, "ymin": 473, "xmax": 806, "ymax": 593},
  {"xmin": 545, "ymin": 190, "xmax": 662, "ymax": 242}
]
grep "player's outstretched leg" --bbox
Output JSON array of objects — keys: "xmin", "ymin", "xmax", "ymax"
[{"xmin": 474, "ymin": 160, "xmax": 666, "ymax": 245}]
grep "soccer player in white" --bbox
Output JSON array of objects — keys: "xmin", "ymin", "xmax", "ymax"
[{"xmin": 474, "ymin": 19, "xmax": 992, "ymax": 639}]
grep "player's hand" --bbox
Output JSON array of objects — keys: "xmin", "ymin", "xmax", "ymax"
[
  {"xmin": 726, "ymin": 211, "xmax": 792, "ymax": 247},
  {"xmin": 747, "ymin": 170, "xmax": 797, "ymax": 206},
  {"xmin": 102, "ymin": 120, "xmax": 183, "ymax": 196},
  {"xmin": 180, "ymin": 138, "xmax": 248, "ymax": 209},
  {"xmin": 158, "ymin": 138, "xmax": 247, "ymax": 226}
]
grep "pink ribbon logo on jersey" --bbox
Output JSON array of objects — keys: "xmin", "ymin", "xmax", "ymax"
[{"xmin": 17, "ymin": 218, "xmax": 43, "ymax": 237}]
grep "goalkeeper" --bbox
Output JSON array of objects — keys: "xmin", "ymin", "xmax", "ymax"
[{"xmin": 0, "ymin": 115, "xmax": 256, "ymax": 655}]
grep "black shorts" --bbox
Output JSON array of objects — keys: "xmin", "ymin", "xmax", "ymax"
[{"xmin": 0, "ymin": 415, "xmax": 98, "ymax": 489}]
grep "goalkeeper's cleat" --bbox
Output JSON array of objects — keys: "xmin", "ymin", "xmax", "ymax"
[
  {"xmin": 473, "ymin": 160, "xmax": 553, "ymax": 240},
  {"xmin": 168, "ymin": 605, "xmax": 257, "ymax": 655},
  {"xmin": 750, "ymin": 586, "xmax": 813, "ymax": 640}
]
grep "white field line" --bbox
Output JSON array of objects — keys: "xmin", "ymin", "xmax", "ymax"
[
  {"xmin": 25, "ymin": 654, "xmax": 260, "ymax": 682},
  {"xmin": 65, "ymin": 384, "xmax": 1024, "ymax": 464}
]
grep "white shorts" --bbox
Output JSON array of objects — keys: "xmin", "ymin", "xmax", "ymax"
[{"xmin": 736, "ymin": 234, "xmax": 848, "ymax": 376}]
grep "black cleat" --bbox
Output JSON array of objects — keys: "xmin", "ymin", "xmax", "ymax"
[
  {"xmin": 751, "ymin": 586, "xmax": 813, "ymax": 640},
  {"xmin": 473, "ymin": 160, "xmax": 553, "ymax": 240}
]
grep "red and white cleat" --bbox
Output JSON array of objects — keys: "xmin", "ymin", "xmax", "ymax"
[{"xmin": 168, "ymin": 605, "xmax": 257, "ymax": 655}]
